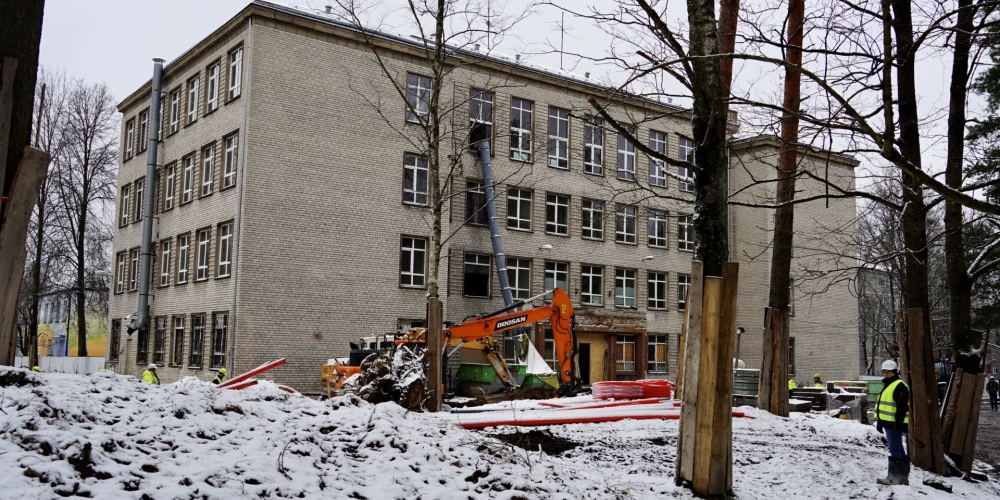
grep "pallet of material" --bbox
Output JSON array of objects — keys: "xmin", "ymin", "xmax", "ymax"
[{"xmin": 790, "ymin": 387, "xmax": 828, "ymax": 411}]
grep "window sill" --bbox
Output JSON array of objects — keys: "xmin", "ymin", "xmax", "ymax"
[
  {"xmin": 648, "ymin": 244, "xmax": 668, "ymax": 250},
  {"xmin": 506, "ymin": 226, "xmax": 533, "ymax": 233},
  {"xmin": 158, "ymin": 283, "xmax": 170, "ymax": 289},
  {"xmin": 168, "ymin": 129, "xmax": 179, "ymax": 138},
  {"xmin": 400, "ymin": 285, "xmax": 428, "ymax": 290},
  {"xmin": 679, "ymin": 189, "xmax": 695, "ymax": 194},
  {"xmin": 404, "ymin": 118, "xmax": 429, "ymax": 126},
  {"xmin": 614, "ymin": 305, "xmax": 638, "ymax": 310},
  {"xmin": 175, "ymin": 281, "xmax": 189, "ymax": 286},
  {"xmin": 544, "ymin": 231, "xmax": 570, "ymax": 238},
  {"xmin": 163, "ymin": 205, "xmax": 174, "ymax": 212},
  {"xmin": 581, "ymin": 236, "xmax": 604, "ymax": 241},
  {"xmin": 402, "ymin": 201, "xmax": 429, "ymax": 208},
  {"xmin": 180, "ymin": 200, "xmax": 193, "ymax": 206},
  {"xmin": 648, "ymin": 307, "xmax": 667, "ymax": 312},
  {"xmin": 220, "ymin": 184, "xmax": 237, "ymax": 192},
  {"xmin": 580, "ymin": 302, "xmax": 604, "ymax": 308},
  {"xmin": 547, "ymin": 163, "xmax": 569, "ymax": 170},
  {"xmin": 195, "ymin": 278, "xmax": 209, "ymax": 283},
  {"xmin": 616, "ymin": 175, "xmax": 636, "ymax": 182},
  {"xmin": 678, "ymin": 248, "xmax": 695, "ymax": 253},
  {"xmin": 509, "ymin": 155, "xmax": 533, "ymax": 163},
  {"xmin": 200, "ymin": 191, "xmax": 214, "ymax": 199},
  {"xmin": 462, "ymin": 295, "xmax": 492, "ymax": 300},
  {"xmin": 468, "ymin": 223, "xmax": 490, "ymax": 228},
  {"xmin": 185, "ymin": 119, "xmax": 197, "ymax": 127},
  {"xmin": 204, "ymin": 107, "xmax": 219, "ymax": 117},
  {"xmin": 215, "ymin": 274, "xmax": 232, "ymax": 281},
  {"xmin": 649, "ymin": 182, "xmax": 667, "ymax": 189},
  {"xmin": 225, "ymin": 94, "xmax": 242, "ymax": 106},
  {"xmin": 188, "ymin": 366, "xmax": 202, "ymax": 371},
  {"xmin": 614, "ymin": 240, "xmax": 638, "ymax": 246}
]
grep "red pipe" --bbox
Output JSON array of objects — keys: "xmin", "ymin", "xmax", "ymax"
[
  {"xmin": 539, "ymin": 398, "xmax": 664, "ymax": 410},
  {"xmin": 218, "ymin": 358, "xmax": 286, "ymax": 389},
  {"xmin": 458, "ymin": 413, "xmax": 680, "ymax": 429},
  {"xmin": 224, "ymin": 379, "xmax": 259, "ymax": 390},
  {"xmin": 277, "ymin": 385, "xmax": 298, "ymax": 394}
]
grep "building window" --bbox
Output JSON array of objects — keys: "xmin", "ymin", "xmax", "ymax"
[
  {"xmin": 548, "ymin": 107, "xmax": 569, "ymax": 168},
  {"xmin": 182, "ymin": 155, "xmax": 194, "ymax": 203},
  {"xmin": 187, "ymin": 76, "xmax": 199, "ymax": 124},
  {"xmin": 217, "ymin": 221, "xmax": 233, "ymax": 277},
  {"xmin": 789, "ymin": 337, "xmax": 796, "ymax": 375},
  {"xmin": 581, "ymin": 199, "xmax": 604, "ymax": 240},
  {"xmin": 403, "ymin": 154, "xmax": 428, "ymax": 205},
  {"xmin": 649, "ymin": 130, "xmax": 666, "ymax": 186},
  {"xmin": 176, "ymin": 234, "xmax": 190, "ymax": 284},
  {"xmin": 169, "ymin": 89, "xmax": 181, "ymax": 134},
  {"xmin": 648, "ymin": 209, "xmax": 667, "ymax": 247},
  {"xmin": 507, "ymin": 258, "xmax": 531, "ymax": 299},
  {"xmin": 509, "ymin": 98, "xmax": 533, "ymax": 161},
  {"xmin": 469, "ymin": 88, "xmax": 493, "ymax": 148},
  {"xmin": 615, "ymin": 268, "xmax": 636, "ymax": 308},
  {"xmin": 544, "ymin": 261, "xmax": 568, "ymax": 295},
  {"xmin": 545, "ymin": 193, "xmax": 569, "ymax": 235},
  {"xmin": 648, "ymin": 271, "xmax": 667, "ymax": 309},
  {"xmin": 465, "ymin": 181, "xmax": 488, "ymax": 225},
  {"xmin": 615, "ymin": 205, "xmax": 636, "ymax": 244},
  {"xmin": 506, "ymin": 187, "xmax": 532, "ymax": 230},
  {"xmin": 201, "ymin": 144, "xmax": 214, "ymax": 196},
  {"xmin": 228, "ymin": 47, "xmax": 243, "ymax": 100},
  {"xmin": 124, "ymin": 119, "xmax": 135, "ymax": 159},
  {"xmin": 615, "ymin": 335, "xmax": 636, "ymax": 373},
  {"xmin": 136, "ymin": 326, "xmax": 149, "ymax": 365},
  {"xmin": 133, "ymin": 178, "xmax": 144, "ymax": 222},
  {"xmin": 581, "ymin": 265, "xmax": 603, "ymax": 306},
  {"xmin": 405, "ymin": 73, "xmax": 431, "ymax": 123},
  {"xmin": 544, "ymin": 332, "xmax": 558, "ymax": 370},
  {"xmin": 154, "ymin": 317, "xmax": 167, "ymax": 364},
  {"xmin": 164, "ymin": 163, "xmax": 176, "ymax": 210},
  {"xmin": 159, "ymin": 240, "xmax": 171, "ymax": 286},
  {"xmin": 138, "ymin": 111, "xmax": 148, "ymax": 153},
  {"xmin": 196, "ymin": 228, "xmax": 211, "ymax": 281},
  {"xmin": 583, "ymin": 116, "xmax": 603, "ymax": 175},
  {"xmin": 189, "ymin": 314, "xmax": 205, "ymax": 367},
  {"xmin": 206, "ymin": 63, "xmax": 219, "ymax": 112},
  {"xmin": 679, "ymin": 136, "xmax": 695, "ymax": 192},
  {"xmin": 129, "ymin": 248, "xmax": 140, "ymax": 291},
  {"xmin": 678, "ymin": 274, "xmax": 691, "ymax": 310},
  {"xmin": 678, "ymin": 214, "xmax": 694, "ymax": 251},
  {"xmin": 171, "ymin": 316, "xmax": 185, "ymax": 366},
  {"xmin": 109, "ymin": 319, "xmax": 121, "ymax": 362},
  {"xmin": 119, "ymin": 184, "xmax": 130, "ymax": 226},
  {"xmin": 211, "ymin": 312, "xmax": 228, "ymax": 368},
  {"xmin": 223, "ymin": 133, "xmax": 238, "ymax": 189},
  {"xmin": 115, "ymin": 252, "xmax": 126, "ymax": 293},
  {"xmin": 400, "ymin": 237, "xmax": 426, "ymax": 287},
  {"xmin": 463, "ymin": 253, "xmax": 491, "ymax": 298},
  {"xmin": 617, "ymin": 125, "xmax": 636, "ymax": 181},
  {"xmin": 648, "ymin": 334, "xmax": 668, "ymax": 373}
]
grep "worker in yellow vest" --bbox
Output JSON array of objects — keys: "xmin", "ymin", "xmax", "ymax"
[
  {"xmin": 212, "ymin": 367, "xmax": 228, "ymax": 385},
  {"xmin": 788, "ymin": 379, "xmax": 797, "ymax": 390},
  {"xmin": 813, "ymin": 373, "xmax": 823, "ymax": 388},
  {"xmin": 142, "ymin": 364, "xmax": 160, "ymax": 385},
  {"xmin": 875, "ymin": 359, "xmax": 909, "ymax": 485}
]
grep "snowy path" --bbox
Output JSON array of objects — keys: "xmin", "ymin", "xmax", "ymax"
[{"xmin": 0, "ymin": 368, "xmax": 996, "ymax": 499}]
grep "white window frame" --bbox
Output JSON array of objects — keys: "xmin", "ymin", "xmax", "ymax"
[
  {"xmin": 615, "ymin": 205, "xmax": 636, "ymax": 244},
  {"xmin": 469, "ymin": 88, "xmax": 494, "ymax": 148},
  {"xmin": 169, "ymin": 89, "xmax": 180, "ymax": 134},
  {"xmin": 154, "ymin": 317, "xmax": 167, "ymax": 364},
  {"xmin": 171, "ymin": 316, "xmax": 184, "ymax": 366},
  {"xmin": 116, "ymin": 252, "xmax": 126, "ymax": 293},
  {"xmin": 211, "ymin": 312, "xmax": 228, "ymax": 368},
  {"xmin": 206, "ymin": 63, "xmax": 219, "ymax": 112},
  {"xmin": 615, "ymin": 268, "xmax": 636, "ymax": 308},
  {"xmin": 506, "ymin": 187, "xmax": 532, "ymax": 230},
  {"xmin": 616, "ymin": 335, "xmax": 637, "ymax": 372},
  {"xmin": 134, "ymin": 178, "xmax": 144, "ymax": 222},
  {"xmin": 217, "ymin": 222, "xmax": 232, "ymax": 277},
  {"xmin": 201, "ymin": 144, "xmax": 214, "ymax": 196},
  {"xmin": 678, "ymin": 274, "xmax": 691, "ymax": 310},
  {"xmin": 129, "ymin": 248, "xmax": 140, "ymax": 291},
  {"xmin": 678, "ymin": 214, "xmax": 694, "ymax": 251},
  {"xmin": 649, "ymin": 130, "xmax": 666, "ymax": 186},
  {"xmin": 617, "ymin": 125, "xmax": 636, "ymax": 181},
  {"xmin": 581, "ymin": 265, "xmax": 603, "ymax": 306},
  {"xmin": 196, "ymin": 228, "xmax": 211, "ymax": 281},
  {"xmin": 228, "ymin": 47, "xmax": 243, "ymax": 100},
  {"xmin": 463, "ymin": 253, "xmax": 492, "ymax": 298},
  {"xmin": 176, "ymin": 234, "xmax": 189, "ymax": 284},
  {"xmin": 648, "ymin": 271, "xmax": 667, "ymax": 309},
  {"xmin": 400, "ymin": 237, "xmax": 427, "ymax": 287},
  {"xmin": 648, "ymin": 334, "xmax": 668, "ymax": 373},
  {"xmin": 583, "ymin": 116, "xmax": 603, "ymax": 175},
  {"xmin": 466, "ymin": 181, "xmax": 488, "ymax": 225},
  {"xmin": 403, "ymin": 154, "xmax": 429, "ymax": 205},
  {"xmin": 119, "ymin": 184, "xmax": 130, "ymax": 226},
  {"xmin": 223, "ymin": 134, "xmax": 238, "ymax": 189},
  {"xmin": 124, "ymin": 119, "xmax": 135, "ymax": 159},
  {"xmin": 544, "ymin": 261, "xmax": 568, "ymax": 295},
  {"xmin": 545, "ymin": 193, "xmax": 569, "ymax": 236},
  {"xmin": 164, "ymin": 163, "xmax": 175, "ymax": 209},
  {"xmin": 679, "ymin": 136, "xmax": 695, "ymax": 192},
  {"xmin": 406, "ymin": 73, "xmax": 431, "ymax": 123},
  {"xmin": 648, "ymin": 209, "xmax": 667, "ymax": 248},
  {"xmin": 506, "ymin": 258, "xmax": 531, "ymax": 299},
  {"xmin": 138, "ymin": 111, "xmax": 148, "ymax": 152},
  {"xmin": 187, "ymin": 76, "xmax": 199, "ymax": 124},
  {"xmin": 509, "ymin": 98, "xmax": 533, "ymax": 161},
  {"xmin": 159, "ymin": 240, "xmax": 171, "ymax": 287},
  {"xmin": 547, "ymin": 107, "xmax": 569, "ymax": 168},
  {"xmin": 189, "ymin": 314, "xmax": 204, "ymax": 368},
  {"xmin": 581, "ymin": 199, "xmax": 604, "ymax": 240},
  {"xmin": 182, "ymin": 155, "xmax": 194, "ymax": 203}
]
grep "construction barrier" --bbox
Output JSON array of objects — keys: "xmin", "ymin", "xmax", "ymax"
[{"xmin": 592, "ymin": 379, "xmax": 674, "ymax": 400}]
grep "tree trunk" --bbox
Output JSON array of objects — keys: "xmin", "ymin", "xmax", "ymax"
[
  {"xmin": 890, "ymin": 0, "xmax": 946, "ymax": 475},
  {"xmin": 425, "ymin": 0, "xmax": 447, "ymax": 301},
  {"xmin": 718, "ymin": 0, "xmax": 740, "ymax": 116},
  {"xmin": 76, "ymin": 206, "xmax": 88, "ymax": 357},
  {"xmin": 0, "ymin": 0, "xmax": 44, "ymax": 204},
  {"xmin": 28, "ymin": 178, "xmax": 44, "ymax": 367}
]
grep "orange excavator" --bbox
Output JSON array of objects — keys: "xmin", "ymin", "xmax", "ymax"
[{"xmin": 323, "ymin": 288, "xmax": 582, "ymax": 397}]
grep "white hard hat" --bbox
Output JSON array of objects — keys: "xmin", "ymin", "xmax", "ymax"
[
  {"xmin": 148, "ymin": 363, "xmax": 157, "ymax": 369},
  {"xmin": 881, "ymin": 360, "xmax": 898, "ymax": 371}
]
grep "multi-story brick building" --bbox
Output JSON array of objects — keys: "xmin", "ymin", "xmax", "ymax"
[{"xmin": 109, "ymin": 0, "xmax": 859, "ymax": 392}]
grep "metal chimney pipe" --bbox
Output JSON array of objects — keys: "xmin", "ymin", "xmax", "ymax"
[{"xmin": 128, "ymin": 58, "xmax": 164, "ymax": 334}]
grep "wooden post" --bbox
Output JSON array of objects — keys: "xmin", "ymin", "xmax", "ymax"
[
  {"xmin": 426, "ymin": 297, "xmax": 443, "ymax": 412},
  {"xmin": 676, "ymin": 303, "xmax": 689, "ymax": 399},
  {"xmin": 676, "ymin": 261, "xmax": 704, "ymax": 485},
  {"xmin": 904, "ymin": 307, "xmax": 947, "ymax": 475}
]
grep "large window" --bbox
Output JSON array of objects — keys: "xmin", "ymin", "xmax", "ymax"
[
  {"xmin": 466, "ymin": 181, "xmax": 488, "ymax": 225},
  {"xmin": 509, "ymin": 98, "xmax": 532, "ymax": 161},
  {"xmin": 615, "ymin": 268, "xmax": 636, "ymax": 307},
  {"xmin": 206, "ymin": 63, "xmax": 219, "ymax": 112},
  {"xmin": 182, "ymin": 155, "xmax": 194, "ymax": 204},
  {"xmin": 136, "ymin": 326, "xmax": 149, "ymax": 365},
  {"xmin": 399, "ymin": 237, "xmax": 426, "ymax": 287},
  {"xmin": 137, "ymin": 110, "xmax": 148, "ymax": 153},
  {"xmin": 463, "ymin": 253, "xmax": 491, "ymax": 297},
  {"xmin": 196, "ymin": 228, "xmax": 211, "ymax": 281},
  {"xmin": 124, "ymin": 119, "xmax": 135, "ymax": 159},
  {"xmin": 189, "ymin": 314, "xmax": 205, "ymax": 367},
  {"xmin": 159, "ymin": 240, "xmax": 171, "ymax": 286},
  {"xmin": 678, "ymin": 136, "xmax": 695, "ymax": 192},
  {"xmin": 119, "ymin": 184, "xmax": 130, "ymax": 226},
  {"xmin": 164, "ymin": 162, "xmax": 176, "ymax": 210},
  {"xmin": 171, "ymin": 316, "xmax": 185, "ymax": 366},
  {"xmin": 115, "ymin": 252, "xmax": 126, "ymax": 293},
  {"xmin": 617, "ymin": 125, "xmax": 636, "ymax": 181},
  {"xmin": 187, "ymin": 76, "xmax": 200, "ymax": 124},
  {"xmin": 615, "ymin": 335, "xmax": 636, "ymax": 373},
  {"xmin": 544, "ymin": 261, "xmax": 568, "ymax": 295},
  {"xmin": 507, "ymin": 187, "xmax": 532, "ymax": 230},
  {"xmin": 217, "ymin": 222, "xmax": 233, "ymax": 278},
  {"xmin": 507, "ymin": 258, "xmax": 531, "ymax": 299},
  {"xmin": 648, "ymin": 209, "xmax": 667, "ymax": 248},
  {"xmin": 548, "ymin": 107, "xmax": 569, "ymax": 168},
  {"xmin": 129, "ymin": 248, "xmax": 140, "ymax": 291},
  {"xmin": 176, "ymin": 234, "xmax": 190, "ymax": 284},
  {"xmin": 169, "ymin": 88, "xmax": 181, "ymax": 134},
  {"xmin": 649, "ymin": 130, "xmax": 666, "ymax": 186},
  {"xmin": 201, "ymin": 144, "xmax": 214, "ymax": 196},
  {"xmin": 154, "ymin": 317, "xmax": 167, "ymax": 365},
  {"xmin": 648, "ymin": 334, "xmax": 668, "ymax": 373},
  {"xmin": 581, "ymin": 265, "xmax": 603, "ymax": 306},
  {"xmin": 648, "ymin": 271, "xmax": 667, "ymax": 309},
  {"xmin": 228, "ymin": 47, "xmax": 243, "ymax": 100},
  {"xmin": 211, "ymin": 312, "xmax": 228, "ymax": 368},
  {"xmin": 581, "ymin": 199, "xmax": 604, "ymax": 240},
  {"xmin": 678, "ymin": 274, "xmax": 691, "ymax": 310},
  {"xmin": 133, "ymin": 178, "xmax": 145, "ymax": 222},
  {"xmin": 109, "ymin": 319, "xmax": 121, "ymax": 362},
  {"xmin": 403, "ymin": 154, "xmax": 428, "ymax": 205},
  {"xmin": 789, "ymin": 337, "xmax": 796, "ymax": 375},
  {"xmin": 469, "ymin": 88, "xmax": 493, "ymax": 148},
  {"xmin": 678, "ymin": 214, "xmax": 694, "ymax": 251},
  {"xmin": 615, "ymin": 205, "xmax": 636, "ymax": 244},
  {"xmin": 545, "ymin": 193, "xmax": 569, "ymax": 235},
  {"xmin": 583, "ymin": 116, "xmax": 603, "ymax": 175},
  {"xmin": 223, "ymin": 133, "xmax": 238, "ymax": 189},
  {"xmin": 406, "ymin": 73, "xmax": 431, "ymax": 123}
]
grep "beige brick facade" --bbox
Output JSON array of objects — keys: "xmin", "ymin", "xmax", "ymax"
[{"xmin": 109, "ymin": 1, "xmax": 859, "ymax": 392}]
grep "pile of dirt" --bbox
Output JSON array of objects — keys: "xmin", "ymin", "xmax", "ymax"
[{"xmin": 491, "ymin": 430, "xmax": 580, "ymax": 456}]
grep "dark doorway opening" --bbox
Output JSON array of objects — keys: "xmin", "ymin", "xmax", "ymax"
[{"xmin": 578, "ymin": 343, "xmax": 591, "ymax": 385}]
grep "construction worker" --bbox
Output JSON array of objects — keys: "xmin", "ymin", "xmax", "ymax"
[
  {"xmin": 788, "ymin": 379, "xmax": 797, "ymax": 390},
  {"xmin": 31, "ymin": 366, "xmax": 42, "ymax": 372},
  {"xmin": 813, "ymin": 373, "xmax": 823, "ymax": 388},
  {"xmin": 142, "ymin": 364, "xmax": 160, "ymax": 385},
  {"xmin": 875, "ymin": 359, "xmax": 909, "ymax": 485},
  {"xmin": 212, "ymin": 367, "xmax": 228, "ymax": 385},
  {"xmin": 987, "ymin": 375, "xmax": 999, "ymax": 411}
]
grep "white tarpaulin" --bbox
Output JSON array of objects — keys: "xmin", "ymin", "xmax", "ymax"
[{"xmin": 524, "ymin": 341, "xmax": 559, "ymax": 389}]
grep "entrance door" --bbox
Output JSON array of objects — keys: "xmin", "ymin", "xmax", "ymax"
[{"xmin": 578, "ymin": 343, "xmax": 591, "ymax": 385}]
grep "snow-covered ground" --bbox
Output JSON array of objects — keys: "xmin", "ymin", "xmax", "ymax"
[{"xmin": 0, "ymin": 368, "xmax": 996, "ymax": 499}]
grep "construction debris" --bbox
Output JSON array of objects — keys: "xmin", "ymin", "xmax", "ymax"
[{"xmin": 339, "ymin": 345, "xmax": 425, "ymax": 410}]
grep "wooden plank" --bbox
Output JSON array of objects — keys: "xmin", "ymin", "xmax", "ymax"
[
  {"xmin": 774, "ymin": 309, "xmax": 790, "ymax": 416},
  {"xmin": 0, "ymin": 147, "xmax": 48, "ymax": 365},
  {"xmin": 0, "ymin": 57, "xmax": 17, "ymax": 203},
  {"xmin": 709, "ymin": 262, "xmax": 739, "ymax": 493},
  {"xmin": 676, "ymin": 303, "xmax": 689, "ymax": 399},
  {"xmin": 960, "ymin": 372, "xmax": 986, "ymax": 472},
  {"xmin": 947, "ymin": 372, "xmax": 976, "ymax": 455},
  {"xmin": 905, "ymin": 307, "xmax": 947, "ymax": 475},
  {"xmin": 426, "ymin": 297, "xmax": 443, "ymax": 412},
  {"xmin": 757, "ymin": 308, "xmax": 774, "ymax": 411},
  {"xmin": 896, "ymin": 311, "xmax": 908, "ymax": 381},
  {"xmin": 692, "ymin": 276, "xmax": 723, "ymax": 495},
  {"xmin": 676, "ymin": 260, "xmax": 704, "ymax": 485}
]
